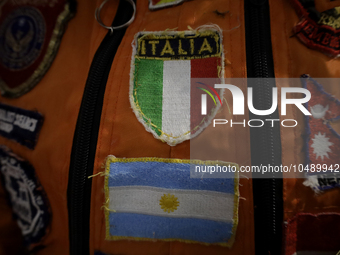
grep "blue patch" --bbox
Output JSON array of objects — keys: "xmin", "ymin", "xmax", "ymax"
[
  {"xmin": 108, "ymin": 161, "xmax": 235, "ymax": 193},
  {"xmin": 0, "ymin": 6, "xmax": 45, "ymax": 70},
  {"xmin": 0, "ymin": 103, "xmax": 44, "ymax": 149},
  {"xmin": 105, "ymin": 157, "xmax": 239, "ymax": 247},
  {"xmin": 0, "ymin": 146, "xmax": 50, "ymax": 248},
  {"xmin": 108, "ymin": 213, "xmax": 233, "ymax": 243}
]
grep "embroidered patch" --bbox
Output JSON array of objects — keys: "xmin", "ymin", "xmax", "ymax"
[
  {"xmin": 130, "ymin": 26, "xmax": 224, "ymax": 146},
  {"xmin": 290, "ymin": 0, "xmax": 340, "ymax": 57},
  {"xmin": 0, "ymin": 103, "xmax": 44, "ymax": 149},
  {"xmin": 302, "ymin": 75, "xmax": 340, "ymax": 192},
  {"xmin": 0, "ymin": 0, "xmax": 75, "ymax": 97},
  {"xmin": 149, "ymin": 0, "xmax": 186, "ymax": 10},
  {"xmin": 0, "ymin": 146, "xmax": 50, "ymax": 249},
  {"xmin": 104, "ymin": 156, "xmax": 239, "ymax": 247},
  {"xmin": 285, "ymin": 213, "xmax": 340, "ymax": 255}
]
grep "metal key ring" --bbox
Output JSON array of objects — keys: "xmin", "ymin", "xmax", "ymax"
[{"xmin": 95, "ymin": 0, "xmax": 136, "ymax": 33}]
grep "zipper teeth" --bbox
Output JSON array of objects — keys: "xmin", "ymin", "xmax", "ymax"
[
  {"xmin": 70, "ymin": 46, "xmax": 109, "ymax": 253},
  {"xmin": 69, "ymin": 39, "xmax": 117, "ymax": 254},
  {"xmin": 68, "ymin": 1, "xmax": 134, "ymax": 254},
  {"xmin": 245, "ymin": 0, "xmax": 283, "ymax": 254}
]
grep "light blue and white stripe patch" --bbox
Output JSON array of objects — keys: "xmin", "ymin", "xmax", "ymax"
[{"xmin": 104, "ymin": 156, "xmax": 239, "ymax": 247}]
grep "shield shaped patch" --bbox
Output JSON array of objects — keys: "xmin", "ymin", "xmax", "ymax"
[
  {"xmin": 130, "ymin": 27, "xmax": 224, "ymax": 146},
  {"xmin": 0, "ymin": 146, "xmax": 50, "ymax": 248},
  {"xmin": 0, "ymin": 0, "xmax": 75, "ymax": 97}
]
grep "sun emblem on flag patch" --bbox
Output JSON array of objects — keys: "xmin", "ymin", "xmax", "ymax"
[
  {"xmin": 311, "ymin": 132, "xmax": 334, "ymax": 161},
  {"xmin": 159, "ymin": 193, "xmax": 179, "ymax": 213},
  {"xmin": 302, "ymin": 75, "xmax": 340, "ymax": 192},
  {"xmin": 104, "ymin": 156, "xmax": 239, "ymax": 246},
  {"xmin": 129, "ymin": 26, "xmax": 225, "ymax": 146}
]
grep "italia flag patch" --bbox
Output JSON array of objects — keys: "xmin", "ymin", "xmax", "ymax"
[
  {"xmin": 104, "ymin": 156, "xmax": 239, "ymax": 247},
  {"xmin": 130, "ymin": 27, "xmax": 224, "ymax": 146}
]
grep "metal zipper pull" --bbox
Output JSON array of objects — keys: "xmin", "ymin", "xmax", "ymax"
[{"xmin": 95, "ymin": 0, "xmax": 136, "ymax": 34}]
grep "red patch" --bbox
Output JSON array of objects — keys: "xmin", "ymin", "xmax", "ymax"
[
  {"xmin": 285, "ymin": 213, "xmax": 340, "ymax": 255},
  {"xmin": 304, "ymin": 77, "xmax": 340, "ymax": 165},
  {"xmin": 190, "ymin": 57, "xmax": 222, "ymax": 135},
  {"xmin": 0, "ymin": 1, "xmax": 75, "ymax": 97},
  {"xmin": 290, "ymin": 0, "xmax": 340, "ymax": 57}
]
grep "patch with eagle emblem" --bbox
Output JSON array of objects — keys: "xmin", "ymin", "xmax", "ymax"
[{"xmin": 0, "ymin": 0, "xmax": 76, "ymax": 97}]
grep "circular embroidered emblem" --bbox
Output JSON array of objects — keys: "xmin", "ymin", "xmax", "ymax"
[
  {"xmin": 0, "ymin": 7, "xmax": 45, "ymax": 71},
  {"xmin": 159, "ymin": 193, "xmax": 179, "ymax": 213}
]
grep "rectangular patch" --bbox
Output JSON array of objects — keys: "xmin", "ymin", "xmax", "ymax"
[
  {"xmin": 285, "ymin": 213, "xmax": 340, "ymax": 255},
  {"xmin": 104, "ymin": 156, "xmax": 239, "ymax": 247},
  {"xmin": 0, "ymin": 103, "xmax": 44, "ymax": 149},
  {"xmin": 130, "ymin": 27, "xmax": 224, "ymax": 146},
  {"xmin": 0, "ymin": 146, "xmax": 50, "ymax": 249}
]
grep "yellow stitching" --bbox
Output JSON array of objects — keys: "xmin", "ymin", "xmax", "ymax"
[
  {"xmin": 190, "ymin": 39, "xmax": 194, "ymax": 55},
  {"xmin": 101, "ymin": 205, "xmax": 116, "ymax": 213},
  {"xmin": 136, "ymin": 30, "xmax": 221, "ymax": 60},
  {"xmin": 104, "ymin": 157, "xmax": 111, "ymax": 239},
  {"xmin": 104, "ymin": 156, "xmax": 239, "ymax": 247},
  {"xmin": 198, "ymin": 38, "xmax": 213, "ymax": 54},
  {"xmin": 105, "ymin": 156, "xmax": 239, "ymax": 169},
  {"xmin": 160, "ymin": 40, "xmax": 175, "ymax": 56},
  {"xmin": 229, "ymin": 173, "xmax": 240, "ymax": 247},
  {"xmin": 105, "ymin": 235, "xmax": 232, "ymax": 247},
  {"xmin": 87, "ymin": 171, "xmax": 106, "ymax": 179},
  {"xmin": 135, "ymin": 53, "xmax": 221, "ymax": 61},
  {"xmin": 148, "ymin": 40, "xmax": 159, "ymax": 56},
  {"xmin": 141, "ymin": 40, "xmax": 146, "ymax": 55},
  {"xmin": 164, "ymin": 27, "xmax": 178, "ymax": 31},
  {"xmin": 178, "ymin": 40, "xmax": 187, "ymax": 55}
]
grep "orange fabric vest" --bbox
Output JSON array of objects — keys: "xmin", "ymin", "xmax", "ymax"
[{"xmin": 0, "ymin": 0, "xmax": 339, "ymax": 254}]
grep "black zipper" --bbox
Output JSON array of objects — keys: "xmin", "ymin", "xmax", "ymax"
[
  {"xmin": 67, "ymin": 1, "xmax": 134, "ymax": 254},
  {"xmin": 244, "ymin": 0, "xmax": 283, "ymax": 254}
]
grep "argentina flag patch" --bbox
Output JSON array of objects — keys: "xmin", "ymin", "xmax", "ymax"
[{"xmin": 104, "ymin": 156, "xmax": 239, "ymax": 247}]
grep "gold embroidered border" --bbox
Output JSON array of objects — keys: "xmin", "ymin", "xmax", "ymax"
[
  {"xmin": 136, "ymin": 30, "xmax": 221, "ymax": 60},
  {"xmin": 104, "ymin": 156, "xmax": 239, "ymax": 248},
  {"xmin": 0, "ymin": 3, "xmax": 74, "ymax": 98}
]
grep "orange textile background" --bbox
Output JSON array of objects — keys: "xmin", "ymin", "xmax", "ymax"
[
  {"xmin": 269, "ymin": 0, "xmax": 340, "ymax": 221},
  {"xmin": 90, "ymin": 0, "xmax": 255, "ymax": 254},
  {"xmin": 0, "ymin": 1, "xmax": 114, "ymax": 254}
]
